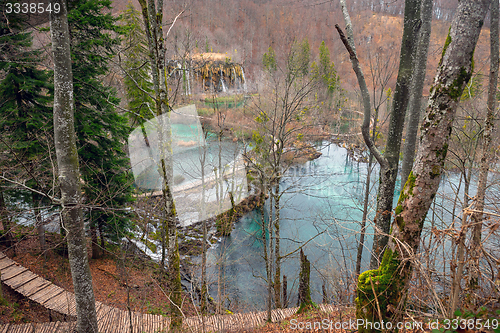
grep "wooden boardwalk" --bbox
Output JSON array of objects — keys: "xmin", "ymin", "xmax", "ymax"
[{"xmin": 0, "ymin": 253, "xmax": 338, "ymax": 332}]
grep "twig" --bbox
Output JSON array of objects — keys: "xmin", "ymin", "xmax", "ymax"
[{"xmin": 369, "ymin": 276, "xmax": 383, "ymax": 322}]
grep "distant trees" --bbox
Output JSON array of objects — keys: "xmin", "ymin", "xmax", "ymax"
[
  {"xmin": 0, "ymin": 10, "xmax": 53, "ymax": 250},
  {"xmin": 248, "ymin": 38, "xmax": 341, "ymax": 318},
  {"xmin": 121, "ymin": 3, "xmax": 155, "ymax": 126}
]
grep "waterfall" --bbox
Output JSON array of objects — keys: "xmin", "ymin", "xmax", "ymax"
[
  {"xmin": 220, "ymin": 69, "xmax": 227, "ymax": 93},
  {"xmin": 241, "ymin": 68, "xmax": 248, "ymax": 92},
  {"xmin": 232, "ymin": 67, "xmax": 241, "ymax": 91}
]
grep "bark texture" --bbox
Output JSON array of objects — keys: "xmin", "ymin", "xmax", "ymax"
[
  {"xmin": 50, "ymin": 2, "xmax": 98, "ymax": 332},
  {"xmin": 137, "ymin": 0, "xmax": 182, "ymax": 328},
  {"xmin": 369, "ymin": 0, "xmax": 421, "ymax": 269},
  {"xmin": 400, "ymin": 0, "xmax": 433, "ymax": 192},
  {"xmin": 355, "ymin": 0, "xmax": 490, "ymax": 329},
  {"xmin": 297, "ymin": 248, "xmax": 314, "ymax": 313},
  {"xmin": 469, "ymin": 0, "xmax": 499, "ymax": 292},
  {"xmin": 337, "ymin": 0, "xmax": 422, "ymax": 269}
]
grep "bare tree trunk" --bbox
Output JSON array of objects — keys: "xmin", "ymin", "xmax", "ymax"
[
  {"xmin": 50, "ymin": 1, "xmax": 98, "ymax": 331},
  {"xmin": 369, "ymin": 0, "xmax": 422, "ymax": 269},
  {"xmin": 273, "ymin": 180, "xmax": 281, "ymax": 308},
  {"xmin": 449, "ymin": 153, "xmax": 477, "ymax": 314},
  {"xmin": 356, "ymin": 107, "xmax": 379, "ymax": 277},
  {"xmin": 260, "ymin": 188, "xmax": 272, "ymax": 322},
  {"xmin": 450, "ymin": 203, "xmax": 472, "ymax": 315},
  {"xmin": 33, "ymin": 192, "xmax": 46, "ymax": 252},
  {"xmin": 355, "ymin": 1, "xmax": 490, "ymax": 329},
  {"xmin": 91, "ymin": 223, "xmax": 100, "ymax": 259},
  {"xmin": 200, "ymin": 146, "xmax": 207, "ymax": 318},
  {"xmin": 400, "ymin": 0, "xmax": 433, "ymax": 191},
  {"xmin": 282, "ymin": 274, "xmax": 287, "ymax": 308},
  {"xmin": 337, "ymin": 0, "xmax": 422, "ymax": 269},
  {"xmin": 356, "ymin": 152, "xmax": 373, "ymax": 277},
  {"xmin": 137, "ymin": 0, "xmax": 182, "ymax": 328},
  {"xmin": 0, "ymin": 271, "xmax": 3, "ymax": 303},
  {"xmin": 98, "ymin": 219, "xmax": 105, "ymax": 250},
  {"xmin": 469, "ymin": 0, "xmax": 499, "ymax": 294},
  {"xmin": 0, "ymin": 187, "xmax": 13, "ymax": 248}
]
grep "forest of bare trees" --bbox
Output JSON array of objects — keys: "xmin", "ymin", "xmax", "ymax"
[{"xmin": 0, "ymin": 0, "xmax": 499, "ymax": 332}]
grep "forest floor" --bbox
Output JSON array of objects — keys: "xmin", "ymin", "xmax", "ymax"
[
  {"xmin": 0, "ymin": 227, "xmax": 438, "ymax": 332},
  {"xmin": 3, "ymin": 206, "xmax": 493, "ymax": 331},
  {"xmin": 0, "ymin": 225, "xmax": 197, "ymax": 324}
]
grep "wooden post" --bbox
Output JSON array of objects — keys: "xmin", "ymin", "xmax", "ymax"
[{"xmin": 282, "ymin": 275, "xmax": 287, "ymax": 308}]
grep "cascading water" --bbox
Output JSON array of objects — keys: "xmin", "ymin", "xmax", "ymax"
[
  {"xmin": 241, "ymin": 68, "xmax": 248, "ymax": 92},
  {"xmin": 166, "ymin": 55, "xmax": 247, "ymax": 94},
  {"xmin": 220, "ymin": 69, "xmax": 228, "ymax": 92}
]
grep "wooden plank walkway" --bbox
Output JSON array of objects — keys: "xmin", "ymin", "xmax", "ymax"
[{"xmin": 0, "ymin": 253, "xmax": 339, "ymax": 332}]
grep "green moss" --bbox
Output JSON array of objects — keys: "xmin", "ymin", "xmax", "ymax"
[
  {"xmin": 397, "ymin": 171, "xmax": 416, "ymax": 207},
  {"xmin": 356, "ymin": 249, "xmax": 403, "ymax": 333},
  {"xmin": 297, "ymin": 301, "xmax": 318, "ymax": 314},
  {"xmin": 429, "ymin": 165, "xmax": 441, "ymax": 179},
  {"xmin": 447, "ymin": 66, "xmax": 472, "ymax": 101},
  {"xmin": 435, "ymin": 143, "xmax": 448, "ymax": 159},
  {"xmin": 438, "ymin": 29, "xmax": 452, "ymax": 67},
  {"xmin": 442, "ymin": 33, "xmax": 451, "ymax": 58}
]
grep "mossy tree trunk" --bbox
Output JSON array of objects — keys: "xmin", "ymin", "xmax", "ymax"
[
  {"xmin": 50, "ymin": 1, "xmax": 99, "ymax": 331},
  {"xmin": 369, "ymin": 0, "xmax": 422, "ymax": 269},
  {"xmin": 337, "ymin": 0, "xmax": 422, "ymax": 269},
  {"xmin": 355, "ymin": 1, "xmax": 490, "ymax": 330},
  {"xmin": 297, "ymin": 248, "xmax": 314, "ymax": 313},
  {"xmin": 137, "ymin": 0, "xmax": 182, "ymax": 329}
]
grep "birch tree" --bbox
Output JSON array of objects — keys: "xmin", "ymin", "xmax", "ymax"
[
  {"xmin": 137, "ymin": 0, "xmax": 183, "ymax": 328},
  {"xmin": 50, "ymin": 0, "xmax": 98, "ymax": 331},
  {"xmin": 355, "ymin": 1, "xmax": 491, "ymax": 329}
]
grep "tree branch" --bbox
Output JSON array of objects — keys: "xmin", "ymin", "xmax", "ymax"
[{"xmin": 335, "ymin": 23, "xmax": 387, "ymax": 169}]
